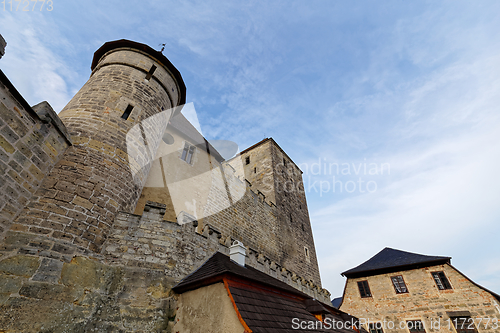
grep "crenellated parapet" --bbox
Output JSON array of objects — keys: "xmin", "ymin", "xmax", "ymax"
[{"xmin": 103, "ymin": 201, "xmax": 331, "ymax": 303}]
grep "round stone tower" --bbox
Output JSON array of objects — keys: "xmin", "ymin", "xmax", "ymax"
[{"xmin": 13, "ymin": 40, "xmax": 186, "ymax": 252}]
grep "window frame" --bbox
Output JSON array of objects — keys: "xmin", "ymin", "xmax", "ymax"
[
  {"xmin": 357, "ymin": 280, "xmax": 372, "ymax": 298},
  {"xmin": 406, "ymin": 320, "xmax": 426, "ymax": 332},
  {"xmin": 431, "ymin": 271, "xmax": 452, "ymax": 290},
  {"xmin": 449, "ymin": 316, "xmax": 479, "ymax": 333},
  {"xmin": 181, "ymin": 142, "xmax": 196, "ymax": 165},
  {"xmin": 391, "ymin": 275, "xmax": 409, "ymax": 294}
]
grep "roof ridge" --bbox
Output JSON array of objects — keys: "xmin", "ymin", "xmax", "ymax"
[{"xmin": 342, "ymin": 247, "xmax": 451, "ymax": 278}]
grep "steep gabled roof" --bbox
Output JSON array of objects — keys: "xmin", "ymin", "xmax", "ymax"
[
  {"xmin": 342, "ymin": 247, "xmax": 451, "ymax": 278},
  {"xmin": 174, "ymin": 252, "xmax": 366, "ymax": 333}
]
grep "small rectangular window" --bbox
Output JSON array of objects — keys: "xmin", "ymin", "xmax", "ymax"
[
  {"xmin": 391, "ymin": 275, "xmax": 408, "ymax": 294},
  {"xmin": 245, "ymin": 156, "xmax": 250, "ymax": 165},
  {"xmin": 357, "ymin": 280, "xmax": 372, "ymax": 298},
  {"xmin": 407, "ymin": 320, "xmax": 426, "ymax": 332},
  {"xmin": 145, "ymin": 64, "xmax": 157, "ymax": 80},
  {"xmin": 121, "ymin": 104, "xmax": 134, "ymax": 120},
  {"xmin": 181, "ymin": 142, "xmax": 196, "ymax": 164},
  {"xmin": 368, "ymin": 323, "xmax": 384, "ymax": 333},
  {"xmin": 449, "ymin": 316, "xmax": 478, "ymax": 333},
  {"xmin": 432, "ymin": 271, "xmax": 452, "ymax": 290}
]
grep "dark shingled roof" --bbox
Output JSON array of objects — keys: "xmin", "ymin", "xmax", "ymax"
[
  {"xmin": 173, "ymin": 251, "xmax": 306, "ymax": 296},
  {"xmin": 342, "ymin": 247, "xmax": 451, "ymax": 278},
  {"xmin": 174, "ymin": 252, "xmax": 366, "ymax": 333},
  {"xmin": 331, "ymin": 297, "xmax": 343, "ymax": 309},
  {"xmin": 228, "ymin": 284, "xmax": 360, "ymax": 333}
]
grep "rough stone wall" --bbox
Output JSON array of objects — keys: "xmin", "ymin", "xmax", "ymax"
[
  {"xmin": 228, "ymin": 138, "xmax": 321, "ymax": 285},
  {"xmin": 0, "ymin": 199, "xmax": 328, "ymax": 332},
  {"xmin": 105, "ymin": 202, "xmax": 330, "ymax": 303},
  {"xmin": 202, "ymin": 167, "xmax": 280, "ymax": 261},
  {"xmin": 0, "ymin": 73, "xmax": 71, "ymax": 239},
  {"xmin": 0, "ymin": 229, "xmax": 178, "ymax": 332},
  {"xmin": 340, "ymin": 264, "xmax": 500, "ymax": 332},
  {"xmin": 136, "ymin": 130, "xmax": 322, "ymax": 287},
  {"xmin": 269, "ymin": 141, "xmax": 321, "ymax": 286},
  {"xmin": 103, "ymin": 202, "xmax": 228, "ymax": 280},
  {"xmin": 11, "ymin": 47, "xmax": 181, "ymax": 253},
  {"xmin": 230, "ymin": 139, "xmax": 277, "ymax": 205}
]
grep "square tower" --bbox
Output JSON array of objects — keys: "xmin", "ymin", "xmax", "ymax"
[{"xmin": 229, "ymin": 138, "xmax": 321, "ymax": 284}]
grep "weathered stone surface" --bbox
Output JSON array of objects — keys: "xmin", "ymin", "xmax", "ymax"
[
  {"xmin": 340, "ymin": 263, "xmax": 500, "ymax": 332},
  {"xmin": 0, "ymin": 82, "xmax": 71, "ymax": 239},
  {"xmin": 0, "ymin": 273, "xmax": 23, "ymax": 294},
  {"xmin": 0, "ymin": 255, "xmax": 39, "ymax": 277}
]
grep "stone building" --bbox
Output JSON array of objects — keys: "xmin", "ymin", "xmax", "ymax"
[
  {"xmin": 0, "ymin": 39, "xmax": 350, "ymax": 332},
  {"xmin": 339, "ymin": 248, "xmax": 500, "ymax": 333}
]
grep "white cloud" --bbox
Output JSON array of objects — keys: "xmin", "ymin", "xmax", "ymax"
[{"xmin": 0, "ymin": 13, "xmax": 75, "ymax": 112}]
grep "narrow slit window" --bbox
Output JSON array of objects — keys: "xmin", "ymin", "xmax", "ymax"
[
  {"xmin": 121, "ymin": 104, "xmax": 134, "ymax": 120},
  {"xmin": 245, "ymin": 156, "xmax": 250, "ymax": 165},
  {"xmin": 254, "ymin": 167, "xmax": 257, "ymax": 173},
  {"xmin": 145, "ymin": 65, "xmax": 157, "ymax": 81}
]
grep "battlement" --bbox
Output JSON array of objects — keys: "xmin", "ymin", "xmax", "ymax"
[{"xmin": 104, "ymin": 201, "xmax": 330, "ymax": 303}]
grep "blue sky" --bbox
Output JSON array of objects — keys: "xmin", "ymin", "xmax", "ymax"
[{"xmin": 1, "ymin": 0, "xmax": 500, "ymax": 297}]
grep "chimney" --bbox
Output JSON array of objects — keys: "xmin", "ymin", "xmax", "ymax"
[{"xmin": 229, "ymin": 240, "xmax": 246, "ymax": 266}]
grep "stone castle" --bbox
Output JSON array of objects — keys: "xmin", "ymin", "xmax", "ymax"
[{"xmin": 0, "ymin": 39, "xmax": 334, "ymax": 332}]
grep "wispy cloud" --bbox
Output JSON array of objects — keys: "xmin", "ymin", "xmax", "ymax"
[{"xmin": 0, "ymin": 13, "xmax": 77, "ymax": 112}]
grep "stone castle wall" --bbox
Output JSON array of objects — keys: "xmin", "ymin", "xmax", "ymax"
[
  {"xmin": 0, "ymin": 228, "xmax": 178, "ymax": 332},
  {"xmin": 137, "ymin": 127, "xmax": 323, "ymax": 286},
  {"xmin": 0, "ymin": 71, "xmax": 71, "ymax": 240},
  {"xmin": 340, "ymin": 264, "xmax": 500, "ymax": 332},
  {"xmin": 228, "ymin": 139, "xmax": 322, "ymax": 285},
  {"xmin": 0, "ymin": 200, "xmax": 329, "ymax": 332},
  {"xmin": 104, "ymin": 201, "xmax": 330, "ymax": 302}
]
